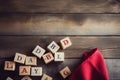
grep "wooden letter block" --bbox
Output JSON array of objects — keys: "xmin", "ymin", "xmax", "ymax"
[
  {"xmin": 31, "ymin": 67, "xmax": 42, "ymax": 76},
  {"xmin": 54, "ymin": 52, "xmax": 64, "ymax": 62},
  {"xmin": 14, "ymin": 53, "xmax": 26, "ymax": 64},
  {"xmin": 60, "ymin": 66, "xmax": 71, "ymax": 79},
  {"xmin": 42, "ymin": 53, "xmax": 54, "ymax": 64},
  {"xmin": 47, "ymin": 41, "xmax": 60, "ymax": 54},
  {"xmin": 6, "ymin": 77, "xmax": 13, "ymax": 80},
  {"xmin": 19, "ymin": 66, "xmax": 31, "ymax": 76},
  {"xmin": 4, "ymin": 61, "xmax": 15, "ymax": 71},
  {"xmin": 41, "ymin": 74, "xmax": 53, "ymax": 80},
  {"xmin": 32, "ymin": 45, "xmax": 46, "ymax": 59},
  {"xmin": 21, "ymin": 76, "xmax": 32, "ymax": 80},
  {"xmin": 60, "ymin": 37, "xmax": 72, "ymax": 49},
  {"xmin": 25, "ymin": 56, "xmax": 37, "ymax": 65}
]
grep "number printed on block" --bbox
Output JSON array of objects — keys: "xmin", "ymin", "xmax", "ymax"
[
  {"xmin": 14, "ymin": 53, "xmax": 26, "ymax": 64},
  {"xmin": 25, "ymin": 56, "xmax": 37, "ymax": 65},
  {"xmin": 4, "ymin": 61, "xmax": 15, "ymax": 71},
  {"xmin": 60, "ymin": 37, "xmax": 72, "ymax": 49},
  {"xmin": 19, "ymin": 66, "xmax": 31, "ymax": 76},
  {"xmin": 47, "ymin": 41, "xmax": 60, "ymax": 54},
  {"xmin": 60, "ymin": 66, "xmax": 71, "ymax": 79},
  {"xmin": 41, "ymin": 74, "xmax": 53, "ymax": 80},
  {"xmin": 42, "ymin": 53, "xmax": 54, "ymax": 64},
  {"xmin": 31, "ymin": 67, "xmax": 42, "ymax": 76},
  {"xmin": 32, "ymin": 45, "xmax": 46, "ymax": 59},
  {"xmin": 6, "ymin": 77, "xmax": 13, "ymax": 80},
  {"xmin": 21, "ymin": 76, "xmax": 32, "ymax": 80},
  {"xmin": 54, "ymin": 52, "xmax": 64, "ymax": 62}
]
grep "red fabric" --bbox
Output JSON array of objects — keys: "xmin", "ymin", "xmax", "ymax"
[{"xmin": 69, "ymin": 48, "xmax": 109, "ymax": 80}]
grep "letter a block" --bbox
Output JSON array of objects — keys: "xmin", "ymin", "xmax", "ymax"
[
  {"xmin": 42, "ymin": 53, "xmax": 54, "ymax": 64},
  {"xmin": 41, "ymin": 74, "xmax": 53, "ymax": 80},
  {"xmin": 31, "ymin": 67, "xmax": 42, "ymax": 76},
  {"xmin": 32, "ymin": 45, "xmax": 46, "ymax": 59},
  {"xmin": 6, "ymin": 77, "xmax": 13, "ymax": 80},
  {"xmin": 60, "ymin": 37, "xmax": 72, "ymax": 49},
  {"xmin": 47, "ymin": 41, "xmax": 60, "ymax": 54},
  {"xmin": 14, "ymin": 53, "xmax": 26, "ymax": 64},
  {"xmin": 21, "ymin": 76, "xmax": 32, "ymax": 80},
  {"xmin": 54, "ymin": 52, "xmax": 64, "ymax": 62},
  {"xmin": 19, "ymin": 66, "xmax": 31, "ymax": 76},
  {"xmin": 4, "ymin": 61, "xmax": 15, "ymax": 71},
  {"xmin": 25, "ymin": 56, "xmax": 37, "ymax": 65},
  {"xmin": 59, "ymin": 66, "xmax": 71, "ymax": 79}
]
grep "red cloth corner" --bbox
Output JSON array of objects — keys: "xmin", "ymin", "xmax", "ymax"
[{"xmin": 69, "ymin": 48, "xmax": 109, "ymax": 80}]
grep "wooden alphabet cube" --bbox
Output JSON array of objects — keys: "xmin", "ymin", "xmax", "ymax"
[
  {"xmin": 54, "ymin": 52, "xmax": 64, "ymax": 62},
  {"xmin": 47, "ymin": 41, "xmax": 60, "ymax": 54},
  {"xmin": 42, "ymin": 53, "xmax": 54, "ymax": 64},
  {"xmin": 19, "ymin": 66, "xmax": 31, "ymax": 76},
  {"xmin": 32, "ymin": 45, "xmax": 46, "ymax": 59},
  {"xmin": 4, "ymin": 61, "xmax": 15, "ymax": 71},
  {"xmin": 6, "ymin": 77, "xmax": 13, "ymax": 80},
  {"xmin": 31, "ymin": 67, "xmax": 42, "ymax": 76},
  {"xmin": 41, "ymin": 74, "xmax": 53, "ymax": 80},
  {"xmin": 21, "ymin": 76, "xmax": 32, "ymax": 80},
  {"xmin": 25, "ymin": 56, "xmax": 37, "ymax": 65},
  {"xmin": 14, "ymin": 53, "xmax": 26, "ymax": 64},
  {"xmin": 60, "ymin": 37, "xmax": 72, "ymax": 49},
  {"xmin": 59, "ymin": 66, "xmax": 71, "ymax": 79}
]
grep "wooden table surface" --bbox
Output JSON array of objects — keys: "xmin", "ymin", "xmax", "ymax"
[{"xmin": 0, "ymin": 0, "xmax": 120, "ymax": 80}]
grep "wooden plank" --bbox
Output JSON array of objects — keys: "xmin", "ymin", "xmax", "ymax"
[
  {"xmin": 0, "ymin": 0, "xmax": 120, "ymax": 13},
  {"xmin": 0, "ymin": 14, "xmax": 120, "ymax": 35},
  {"xmin": 0, "ymin": 36, "xmax": 119, "ymax": 59},
  {"xmin": 0, "ymin": 59, "xmax": 120, "ymax": 80}
]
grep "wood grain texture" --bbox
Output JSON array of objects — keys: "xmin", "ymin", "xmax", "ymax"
[
  {"xmin": 0, "ymin": 58, "xmax": 120, "ymax": 80},
  {"xmin": 0, "ymin": 14, "xmax": 120, "ymax": 35},
  {"xmin": 0, "ymin": 36, "xmax": 119, "ymax": 59},
  {"xmin": 0, "ymin": 0, "xmax": 120, "ymax": 13}
]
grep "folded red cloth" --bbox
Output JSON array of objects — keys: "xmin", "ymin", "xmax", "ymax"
[{"xmin": 69, "ymin": 48, "xmax": 109, "ymax": 80}]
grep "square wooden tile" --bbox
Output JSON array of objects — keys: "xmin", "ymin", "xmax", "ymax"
[
  {"xmin": 31, "ymin": 67, "xmax": 42, "ymax": 76},
  {"xmin": 42, "ymin": 53, "xmax": 54, "ymax": 64},
  {"xmin": 19, "ymin": 66, "xmax": 31, "ymax": 76},
  {"xmin": 14, "ymin": 53, "xmax": 26, "ymax": 64},
  {"xmin": 41, "ymin": 74, "xmax": 53, "ymax": 80},
  {"xmin": 4, "ymin": 61, "xmax": 15, "ymax": 71},
  {"xmin": 54, "ymin": 52, "xmax": 64, "ymax": 62},
  {"xmin": 25, "ymin": 56, "xmax": 37, "ymax": 65}
]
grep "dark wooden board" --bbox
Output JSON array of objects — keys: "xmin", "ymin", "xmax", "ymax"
[
  {"xmin": 0, "ymin": 58, "xmax": 120, "ymax": 80},
  {"xmin": 0, "ymin": 14, "xmax": 120, "ymax": 35},
  {"xmin": 0, "ymin": 36, "xmax": 119, "ymax": 59},
  {"xmin": 0, "ymin": 0, "xmax": 120, "ymax": 13}
]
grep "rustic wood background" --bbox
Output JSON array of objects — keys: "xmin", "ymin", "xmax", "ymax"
[{"xmin": 0, "ymin": 0, "xmax": 120, "ymax": 80}]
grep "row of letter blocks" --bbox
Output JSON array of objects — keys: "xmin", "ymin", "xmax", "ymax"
[{"xmin": 4, "ymin": 37, "xmax": 72, "ymax": 80}]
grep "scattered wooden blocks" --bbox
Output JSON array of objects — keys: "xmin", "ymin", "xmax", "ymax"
[
  {"xmin": 59, "ymin": 66, "xmax": 71, "ymax": 79},
  {"xmin": 54, "ymin": 52, "xmax": 64, "ymax": 62},
  {"xmin": 25, "ymin": 56, "xmax": 37, "ymax": 65},
  {"xmin": 43, "ymin": 53, "xmax": 54, "ymax": 64},
  {"xmin": 4, "ymin": 61, "xmax": 15, "ymax": 71},
  {"xmin": 19, "ymin": 66, "xmax": 31, "ymax": 76},
  {"xmin": 21, "ymin": 76, "xmax": 32, "ymax": 80},
  {"xmin": 41, "ymin": 74, "xmax": 53, "ymax": 80},
  {"xmin": 31, "ymin": 67, "xmax": 42, "ymax": 76},
  {"xmin": 14, "ymin": 53, "xmax": 26, "ymax": 64},
  {"xmin": 32, "ymin": 45, "xmax": 46, "ymax": 59},
  {"xmin": 47, "ymin": 41, "xmax": 60, "ymax": 54},
  {"xmin": 6, "ymin": 77, "xmax": 13, "ymax": 80},
  {"xmin": 60, "ymin": 37, "xmax": 72, "ymax": 49}
]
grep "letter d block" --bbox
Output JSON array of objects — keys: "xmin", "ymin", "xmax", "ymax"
[
  {"xmin": 43, "ymin": 53, "xmax": 54, "ymax": 64},
  {"xmin": 32, "ymin": 45, "xmax": 46, "ymax": 59},
  {"xmin": 60, "ymin": 37, "xmax": 72, "ymax": 49},
  {"xmin": 41, "ymin": 74, "xmax": 53, "ymax": 80},
  {"xmin": 19, "ymin": 66, "xmax": 31, "ymax": 76},
  {"xmin": 14, "ymin": 53, "xmax": 26, "ymax": 64},
  {"xmin": 4, "ymin": 61, "xmax": 15, "ymax": 71},
  {"xmin": 60, "ymin": 66, "xmax": 71, "ymax": 79}
]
